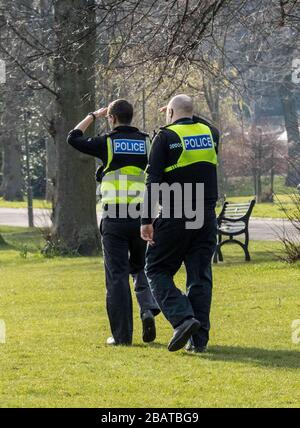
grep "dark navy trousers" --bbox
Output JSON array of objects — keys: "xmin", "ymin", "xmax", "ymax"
[
  {"xmin": 101, "ymin": 217, "xmax": 159, "ymax": 345},
  {"xmin": 145, "ymin": 211, "xmax": 217, "ymax": 348}
]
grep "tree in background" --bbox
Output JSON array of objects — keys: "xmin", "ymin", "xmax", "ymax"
[
  {"xmin": 0, "ymin": 0, "xmax": 24, "ymax": 200},
  {"xmin": 279, "ymin": 73, "xmax": 300, "ymax": 186},
  {"xmin": 51, "ymin": 0, "xmax": 100, "ymax": 255}
]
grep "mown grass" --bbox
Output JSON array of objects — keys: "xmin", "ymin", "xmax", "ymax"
[
  {"xmin": 220, "ymin": 194, "xmax": 295, "ymax": 219},
  {"xmin": 0, "ymin": 198, "xmax": 51, "ymax": 209},
  {"xmin": 0, "ymin": 226, "xmax": 44, "ymax": 253},
  {"xmin": 0, "ymin": 228, "xmax": 300, "ymax": 407}
]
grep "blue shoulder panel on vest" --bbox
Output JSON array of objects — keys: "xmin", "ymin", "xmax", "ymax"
[
  {"xmin": 113, "ymin": 139, "xmax": 146, "ymax": 155},
  {"xmin": 183, "ymin": 135, "xmax": 213, "ymax": 150}
]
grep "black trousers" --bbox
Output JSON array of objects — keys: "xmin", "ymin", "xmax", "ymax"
[
  {"xmin": 101, "ymin": 217, "xmax": 159, "ymax": 345},
  {"xmin": 145, "ymin": 211, "xmax": 217, "ymax": 348}
]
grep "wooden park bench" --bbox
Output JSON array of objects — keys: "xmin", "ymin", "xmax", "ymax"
[{"xmin": 213, "ymin": 199, "xmax": 256, "ymax": 263}]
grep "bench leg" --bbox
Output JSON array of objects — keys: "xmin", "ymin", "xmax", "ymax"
[
  {"xmin": 218, "ymin": 246, "xmax": 223, "ymax": 262},
  {"xmin": 244, "ymin": 230, "xmax": 251, "ymax": 261},
  {"xmin": 213, "ymin": 233, "xmax": 221, "ymax": 263},
  {"xmin": 219, "ymin": 237, "xmax": 250, "ymax": 262},
  {"xmin": 218, "ymin": 233, "xmax": 224, "ymax": 261},
  {"xmin": 214, "ymin": 233, "xmax": 224, "ymax": 263},
  {"xmin": 244, "ymin": 246, "xmax": 251, "ymax": 261},
  {"xmin": 213, "ymin": 246, "xmax": 224, "ymax": 263},
  {"xmin": 213, "ymin": 232, "xmax": 224, "ymax": 263},
  {"xmin": 213, "ymin": 249, "xmax": 218, "ymax": 263}
]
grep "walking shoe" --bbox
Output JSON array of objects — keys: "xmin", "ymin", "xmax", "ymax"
[
  {"xmin": 185, "ymin": 341, "xmax": 207, "ymax": 353},
  {"xmin": 142, "ymin": 310, "xmax": 156, "ymax": 343},
  {"xmin": 106, "ymin": 336, "xmax": 116, "ymax": 346},
  {"xmin": 168, "ymin": 318, "xmax": 200, "ymax": 352}
]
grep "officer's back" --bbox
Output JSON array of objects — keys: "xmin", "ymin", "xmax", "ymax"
[
  {"xmin": 67, "ymin": 99, "xmax": 159, "ymax": 346},
  {"xmin": 155, "ymin": 117, "xmax": 218, "ymax": 213},
  {"xmin": 142, "ymin": 99, "xmax": 219, "ymax": 225},
  {"xmin": 141, "ymin": 94, "xmax": 218, "ymax": 353}
]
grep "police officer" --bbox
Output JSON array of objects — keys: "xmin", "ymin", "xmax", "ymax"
[
  {"xmin": 68, "ymin": 99, "xmax": 160, "ymax": 346},
  {"xmin": 141, "ymin": 94, "xmax": 219, "ymax": 353}
]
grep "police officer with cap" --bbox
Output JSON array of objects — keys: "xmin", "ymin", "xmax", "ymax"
[
  {"xmin": 141, "ymin": 94, "xmax": 219, "ymax": 353},
  {"xmin": 68, "ymin": 99, "xmax": 160, "ymax": 346}
]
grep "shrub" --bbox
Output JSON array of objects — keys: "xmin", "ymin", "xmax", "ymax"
[{"xmin": 278, "ymin": 192, "xmax": 300, "ymax": 263}]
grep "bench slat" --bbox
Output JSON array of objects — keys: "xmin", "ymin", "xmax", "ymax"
[
  {"xmin": 225, "ymin": 208, "xmax": 249, "ymax": 212},
  {"xmin": 225, "ymin": 203, "xmax": 252, "ymax": 207},
  {"xmin": 224, "ymin": 213, "xmax": 247, "ymax": 216}
]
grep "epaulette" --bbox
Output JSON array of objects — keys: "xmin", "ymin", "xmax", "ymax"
[
  {"xmin": 106, "ymin": 129, "xmax": 118, "ymax": 137},
  {"xmin": 157, "ymin": 125, "xmax": 174, "ymax": 134},
  {"xmin": 159, "ymin": 124, "xmax": 171, "ymax": 130},
  {"xmin": 138, "ymin": 130, "xmax": 150, "ymax": 137}
]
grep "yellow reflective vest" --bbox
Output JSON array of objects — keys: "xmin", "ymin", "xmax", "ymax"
[
  {"xmin": 164, "ymin": 122, "xmax": 218, "ymax": 173},
  {"xmin": 100, "ymin": 136, "xmax": 150, "ymax": 205}
]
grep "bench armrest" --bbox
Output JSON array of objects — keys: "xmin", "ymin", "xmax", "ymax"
[
  {"xmin": 220, "ymin": 215, "xmax": 248, "ymax": 223},
  {"xmin": 217, "ymin": 199, "xmax": 256, "ymax": 225}
]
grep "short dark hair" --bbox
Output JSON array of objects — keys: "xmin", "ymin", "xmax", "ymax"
[{"xmin": 107, "ymin": 99, "xmax": 133, "ymax": 124}]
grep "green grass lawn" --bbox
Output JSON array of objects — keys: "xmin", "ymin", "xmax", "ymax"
[
  {"xmin": 0, "ymin": 198, "xmax": 51, "ymax": 209},
  {"xmin": 220, "ymin": 194, "xmax": 295, "ymax": 219},
  {"xmin": 0, "ymin": 227, "xmax": 300, "ymax": 407}
]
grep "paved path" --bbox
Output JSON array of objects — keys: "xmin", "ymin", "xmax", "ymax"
[
  {"xmin": 0, "ymin": 207, "xmax": 297, "ymax": 241},
  {"xmin": 0, "ymin": 208, "xmax": 52, "ymax": 228},
  {"xmin": 249, "ymin": 218, "xmax": 295, "ymax": 241}
]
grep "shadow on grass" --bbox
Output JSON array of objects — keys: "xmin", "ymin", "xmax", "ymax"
[
  {"xmin": 107, "ymin": 343, "xmax": 300, "ymax": 369},
  {"xmin": 0, "ymin": 230, "xmax": 43, "ymax": 253},
  {"xmin": 215, "ymin": 247, "xmax": 283, "ymax": 266},
  {"xmin": 124, "ymin": 342, "xmax": 167, "ymax": 350},
  {"xmin": 0, "ymin": 237, "xmax": 11, "ymax": 250},
  {"xmin": 183, "ymin": 345, "xmax": 300, "ymax": 369}
]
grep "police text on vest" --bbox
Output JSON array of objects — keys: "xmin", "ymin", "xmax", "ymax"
[
  {"xmin": 183, "ymin": 134, "xmax": 213, "ymax": 150},
  {"xmin": 113, "ymin": 139, "xmax": 146, "ymax": 155}
]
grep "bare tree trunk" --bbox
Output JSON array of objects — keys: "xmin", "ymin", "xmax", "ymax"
[
  {"xmin": 45, "ymin": 136, "xmax": 56, "ymax": 202},
  {"xmin": 270, "ymin": 146, "xmax": 274, "ymax": 202},
  {"xmin": 279, "ymin": 77, "xmax": 300, "ymax": 186},
  {"xmin": 40, "ymin": 0, "xmax": 56, "ymax": 203},
  {"xmin": 0, "ymin": 0, "xmax": 24, "ymax": 201},
  {"xmin": 0, "ymin": 125, "xmax": 23, "ymax": 201},
  {"xmin": 203, "ymin": 78, "xmax": 224, "ymax": 197},
  {"xmin": 51, "ymin": 0, "xmax": 100, "ymax": 255}
]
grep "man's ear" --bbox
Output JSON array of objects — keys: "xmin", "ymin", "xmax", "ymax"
[{"xmin": 169, "ymin": 108, "xmax": 174, "ymax": 120}]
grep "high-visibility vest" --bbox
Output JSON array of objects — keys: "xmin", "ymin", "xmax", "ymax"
[
  {"xmin": 100, "ymin": 136, "xmax": 150, "ymax": 205},
  {"xmin": 163, "ymin": 122, "xmax": 218, "ymax": 173}
]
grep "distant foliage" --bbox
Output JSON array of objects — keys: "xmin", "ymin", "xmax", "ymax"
[
  {"xmin": 27, "ymin": 137, "xmax": 46, "ymax": 198},
  {"xmin": 279, "ymin": 191, "xmax": 300, "ymax": 263},
  {"xmin": 0, "ymin": 233, "xmax": 6, "ymax": 246}
]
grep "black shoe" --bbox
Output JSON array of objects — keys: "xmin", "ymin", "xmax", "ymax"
[
  {"xmin": 168, "ymin": 318, "xmax": 201, "ymax": 352},
  {"xmin": 142, "ymin": 310, "xmax": 156, "ymax": 343},
  {"xmin": 185, "ymin": 341, "xmax": 207, "ymax": 353}
]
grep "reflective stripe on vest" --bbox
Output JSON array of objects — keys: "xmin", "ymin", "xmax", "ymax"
[
  {"xmin": 100, "ymin": 137, "xmax": 147, "ymax": 205},
  {"xmin": 164, "ymin": 123, "xmax": 218, "ymax": 173}
]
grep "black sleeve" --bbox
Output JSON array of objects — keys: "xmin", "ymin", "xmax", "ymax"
[
  {"xmin": 142, "ymin": 132, "xmax": 169, "ymax": 225},
  {"xmin": 193, "ymin": 115, "xmax": 220, "ymax": 153},
  {"xmin": 67, "ymin": 129, "xmax": 108, "ymax": 164}
]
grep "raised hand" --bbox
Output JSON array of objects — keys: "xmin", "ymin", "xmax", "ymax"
[
  {"xmin": 159, "ymin": 105, "xmax": 167, "ymax": 113},
  {"xmin": 94, "ymin": 107, "xmax": 108, "ymax": 118}
]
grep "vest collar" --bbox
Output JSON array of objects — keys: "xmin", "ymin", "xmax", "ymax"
[
  {"xmin": 172, "ymin": 117, "xmax": 194, "ymax": 125},
  {"xmin": 113, "ymin": 125, "xmax": 140, "ymax": 132}
]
